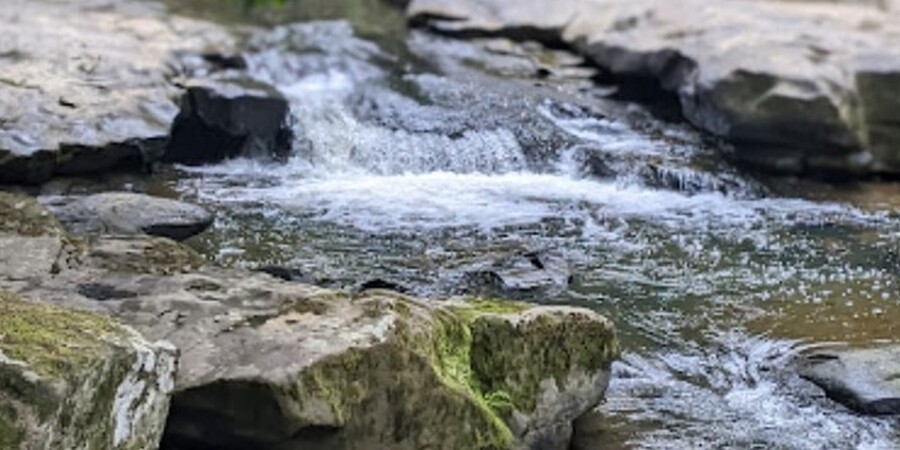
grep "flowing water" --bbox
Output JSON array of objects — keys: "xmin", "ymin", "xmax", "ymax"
[{"xmin": 148, "ymin": 1, "xmax": 900, "ymax": 447}]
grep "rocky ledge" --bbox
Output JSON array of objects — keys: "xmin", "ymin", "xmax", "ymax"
[
  {"xmin": 407, "ymin": 0, "xmax": 900, "ymax": 177},
  {"xmin": 0, "ymin": 192, "xmax": 620, "ymax": 450},
  {"xmin": 0, "ymin": 0, "xmax": 292, "ymax": 184}
]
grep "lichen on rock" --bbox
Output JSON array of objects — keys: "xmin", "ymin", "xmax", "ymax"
[
  {"xmin": 143, "ymin": 285, "xmax": 617, "ymax": 450},
  {"xmin": 0, "ymin": 290, "xmax": 176, "ymax": 450},
  {"xmin": 0, "ymin": 192, "xmax": 65, "ymax": 237}
]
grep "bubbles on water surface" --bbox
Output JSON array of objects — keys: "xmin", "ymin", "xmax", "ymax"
[{"xmin": 173, "ymin": 21, "xmax": 900, "ymax": 450}]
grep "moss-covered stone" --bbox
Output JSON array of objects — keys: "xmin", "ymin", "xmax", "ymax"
[
  {"xmin": 0, "ymin": 291, "xmax": 124, "ymax": 377},
  {"xmin": 87, "ymin": 236, "xmax": 205, "ymax": 275},
  {"xmin": 468, "ymin": 309, "xmax": 619, "ymax": 414},
  {"xmin": 0, "ymin": 192, "xmax": 64, "ymax": 237},
  {"xmin": 0, "ymin": 290, "xmax": 176, "ymax": 450},
  {"xmin": 159, "ymin": 290, "xmax": 617, "ymax": 450}
]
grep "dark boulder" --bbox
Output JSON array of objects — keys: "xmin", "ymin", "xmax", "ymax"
[{"xmin": 164, "ymin": 82, "xmax": 293, "ymax": 165}]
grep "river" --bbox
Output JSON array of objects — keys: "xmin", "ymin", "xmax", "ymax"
[{"xmin": 147, "ymin": 1, "xmax": 900, "ymax": 448}]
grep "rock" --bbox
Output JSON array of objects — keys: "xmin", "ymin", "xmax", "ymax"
[
  {"xmin": 163, "ymin": 81, "xmax": 293, "ymax": 165},
  {"xmin": 53, "ymin": 192, "xmax": 214, "ymax": 241},
  {"xmin": 0, "ymin": 192, "xmax": 75, "ymax": 281},
  {"xmin": 406, "ymin": 0, "xmax": 900, "ymax": 177},
  {"xmin": 463, "ymin": 250, "xmax": 572, "ymax": 297},
  {"xmin": 357, "ymin": 278, "xmax": 411, "ymax": 294},
  {"xmin": 17, "ymin": 266, "xmax": 617, "ymax": 450},
  {"xmin": 0, "ymin": 290, "xmax": 176, "ymax": 450},
  {"xmin": 799, "ymin": 345, "xmax": 900, "ymax": 415},
  {"xmin": 83, "ymin": 235, "xmax": 206, "ymax": 277},
  {"xmin": 0, "ymin": 193, "xmax": 620, "ymax": 450},
  {"xmin": 131, "ymin": 289, "xmax": 618, "ymax": 450},
  {"xmin": 0, "ymin": 0, "xmax": 233, "ymax": 184}
]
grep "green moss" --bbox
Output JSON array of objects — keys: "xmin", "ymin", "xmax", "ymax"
[
  {"xmin": 91, "ymin": 237, "xmax": 205, "ymax": 275},
  {"xmin": 482, "ymin": 390, "xmax": 514, "ymax": 419},
  {"xmin": 0, "ymin": 403, "xmax": 24, "ymax": 449},
  {"xmin": 140, "ymin": 238, "xmax": 205, "ymax": 274},
  {"xmin": 429, "ymin": 309, "xmax": 515, "ymax": 449},
  {"xmin": 0, "ymin": 193, "xmax": 64, "ymax": 237},
  {"xmin": 450, "ymin": 298, "xmax": 530, "ymax": 322},
  {"xmin": 0, "ymin": 291, "xmax": 124, "ymax": 378},
  {"xmin": 469, "ymin": 312, "xmax": 619, "ymax": 413},
  {"xmin": 297, "ymin": 349, "xmax": 366, "ymax": 425}
]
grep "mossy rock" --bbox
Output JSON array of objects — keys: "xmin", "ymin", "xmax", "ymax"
[
  {"xmin": 149, "ymin": 288, "xmax": 618, "ymax": 450},
  {"xmin": 0, "ymin": 291, "xmax": 177, "ymax": 450},
  {"xmin": 0, "ymin": 192, "xmax": 64, "ymax": 237},
  {"xmin": 86, "ymin": 235, "xmax": 206, "ymax": 276}
]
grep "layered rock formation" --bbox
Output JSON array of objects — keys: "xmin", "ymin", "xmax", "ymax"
[
  {"xmin": 0, "ymin": 0, "xmax": 293, "ymax": 184},
  {"xmin": 0, "ymin": 192, "xmax": 620, "ymax": 450},
  {"xmin": 0, "ymin": 0, "xmax": 232, "ymax": 183},
  {"xmin": 407, "ymin": 0, "xmax": 900, "ymax": 177}
]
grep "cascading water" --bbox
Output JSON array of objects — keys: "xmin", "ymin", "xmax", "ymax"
[{"xmin": 169, "ymin": 14, "xmax": 900, "ymax": 450}]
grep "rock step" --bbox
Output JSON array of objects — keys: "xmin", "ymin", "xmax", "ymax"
[
  {"xmin": 406, "ymin": 0, "xmax": 900, "ymax": 178},
  {"xmin": 0, "ymin": 191, "xmax": 621, "ymax": 450}
]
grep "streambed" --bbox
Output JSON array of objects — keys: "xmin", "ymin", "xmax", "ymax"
[{"xmin": 76, "ymin": 1, "xmax": 900, "ymax": 447}]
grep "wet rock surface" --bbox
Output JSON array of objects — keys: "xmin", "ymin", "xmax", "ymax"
[
  {"xmin": 51, "ymin": 192, "xmax": 214, "ymax": 241},
  {"xmin": 164, "ymin": 81, "xmax": 293, "ymax": 165},
  {"xmin": 406, "ymin": 0, "xmax": 900, "ymax": 177},
  {"xmin": 0, "ymin": 0, "xmax": 233, "ymax": 184},
  {"xmin": 463, "ymin": 250, "xmax": 572, "ymax": 298},
  {"xmin": 800, "ymin": 345, "xmax": 900, "ymax": 415}
]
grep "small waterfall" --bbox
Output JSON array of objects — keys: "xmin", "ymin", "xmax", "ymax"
[{"xmin": 174, "ymin": 19, "xmax": 900, "ymax": 450}]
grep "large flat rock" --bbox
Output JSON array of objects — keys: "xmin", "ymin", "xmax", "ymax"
[
  {"xmin": 800, "ymin": 345, "xmax": 900, "ymax": 415},
  {"xmin": 0, "ymin": 0, "xmax": 233, "ymax": 183},
  {"xmin": 407, "ymin": 0, "xmax": 900, "ymax": 176},
  {"xmin": 52, "ymin": 192, "xmax": 214, "ymax": 241}
]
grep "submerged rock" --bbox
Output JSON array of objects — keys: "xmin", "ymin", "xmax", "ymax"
[
  {"xmin": 0, "ymin": 290, "xmax": 176, "ymax": 450},
  {"xmin": 463, "ymin": 250, "xmax": 572, "ymax": 297},
  {"xmin": 53, "ymin": 192, "xmax": 214, "ymax": 241},
  {"xmin": 406, "ymin": 0, "xmax": 900, "ymax": 177},
  {"xmin": 0, "ymin": 0, "xmax": 233, "ymax": 184},
  {"xmin": 799, "ymin": 345, "xmax": 900, "ymax": 415},
  {"xmin": 164, "ymin": 82, "xmax": 293, "ymax": 165}
]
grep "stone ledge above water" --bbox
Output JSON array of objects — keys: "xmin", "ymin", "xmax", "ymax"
[{"xmin": 406, "ymin": 0, "xmax": 900, "ymax": 178}]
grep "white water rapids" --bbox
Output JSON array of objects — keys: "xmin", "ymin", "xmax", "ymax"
[{"xmin": 174, "ymin": 21, "xmax": 900, "ymax": 450}]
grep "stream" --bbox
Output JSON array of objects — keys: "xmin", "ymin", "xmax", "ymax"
[{"xmin": 113, "ymin": 0, "xmax": 900, "ymax": 447}]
